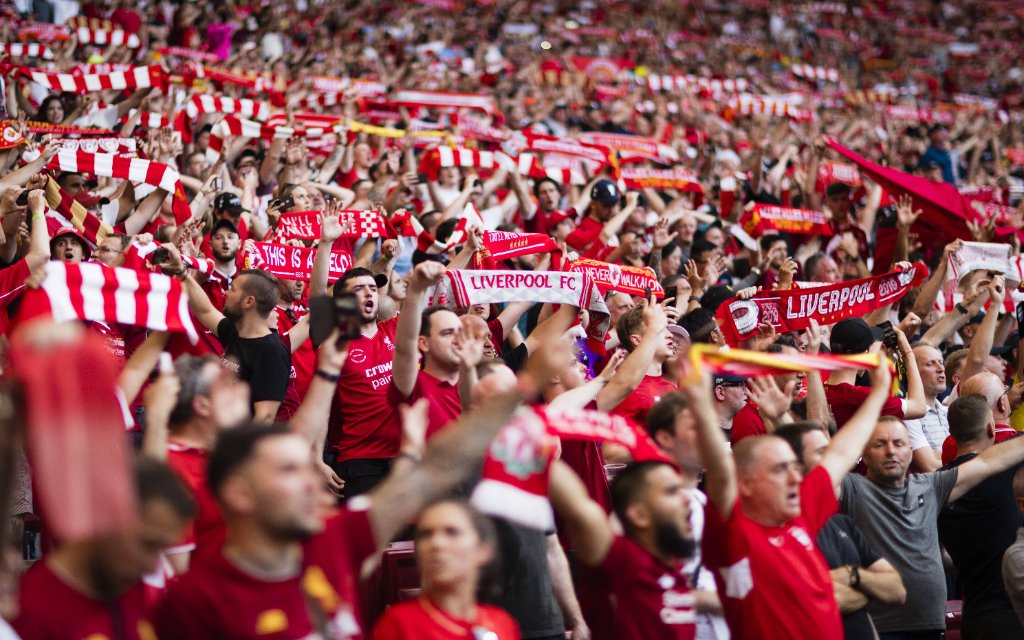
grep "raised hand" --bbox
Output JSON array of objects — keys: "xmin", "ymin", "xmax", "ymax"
[{"xmin": 895, "ymin": 194, "xmax": 922, "ymax": 229}]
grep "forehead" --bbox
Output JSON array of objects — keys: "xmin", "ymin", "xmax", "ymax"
[
  {"xmin": 802, "ymin": 429, "xmax": 829, "ymax": 450},
  {"xmin": 871, "ymin": 420, "xmax": 908, "ymax": 441},
  {"xmin": 431, "ymin": 310, "xmax": 462, "ymax": 332},
  {"xmin": 253, "ymin": 433, "xmax": 309, "ymax": 465},
  {"xmin": 754, "ymin": 439, "xmax": 798, "ymax": 469},
  {"xmin": 419, "ymin": 502, "xmax": 472, "ymax": 528},
  {"xmin": 915, "ymin": 346, "xmax": 942, "ymax": 362},
  {"xmin": 343, "ymin": 275, "xmax": 377, "ymax": 290}
]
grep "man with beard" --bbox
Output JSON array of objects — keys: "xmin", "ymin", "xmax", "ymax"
[
  {"xmin": 689, "ymin": 348, "xmax": 894, "ymax": 640},
  {"xmin": 14, "ymin": 458, "xmax": 195, "ymax": 639},
  {"xmin": 549, "ymin": 458, "xmax": 698, "ymax": 640},
  {"xmin": 310, "ymin": 215, "xmax": 400, "ymax": 497},
  {"xmin": 169, "ymin": 244, "xmax": 290, "ymax": 423},
  {"xmin": 203, "ymin": 218, "xmax": 241, "ymax": 310}
]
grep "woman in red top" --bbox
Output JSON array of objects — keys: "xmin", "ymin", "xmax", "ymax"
[{"xmin": 373, "ymin": 500, "xmax": 520, "ymax": 640}]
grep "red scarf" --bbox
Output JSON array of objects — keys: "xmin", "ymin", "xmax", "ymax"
[
  {"xmin": 473, "ymin": 230, "xmax": 558, "ymax": 268},
  {"xmin": 569, "ymin": 258, "xmax": 665, "ymax": 298},
  {"xmin": 739, "ymin": 203, "xmax": 834, "ymax": 237},
  {"xmin": 715, "ymin": 263, "xmax": 927, "ymax": 346},
  {"xmin": 243, "ymin": 242, "xmax": 353, "ymax": 283},
  {"xmin": 619, "ymin": 167, "xmax": 702, "ymax": 192}
]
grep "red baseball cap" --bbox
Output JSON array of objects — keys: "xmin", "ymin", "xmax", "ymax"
[{"xmin": 48, "ymin": 220, "xmax": 93, "ymax": 261}]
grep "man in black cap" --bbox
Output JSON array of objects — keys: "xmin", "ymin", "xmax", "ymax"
[
  {"xmin": 712, "ymin": 373, "xmax": 749, "ymax": 442},
  {"xmin": 212, "ymin": 192, "xmax": 248, "ymax": 240},
  {"xmin": 203, "ymin": 218, "xmax": 241, "ymax": 311},
  {"xmin": 824, "ymin": 318, "xmax": 927, "ymax": 428},
  {"xmin": 566, "ymin": 178, "xmax": 630, "ymax": 254}
]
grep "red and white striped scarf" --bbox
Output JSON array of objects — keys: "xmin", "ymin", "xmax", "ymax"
[
  {"xmin": 73, "ymin": 27, "xmax": 141, "ymax": 48},
  {"xmin": 132, "ymin": 242, "xmax": 213, "ymax": 276},
  {"xmin": 205, "ymin": 116, "xmax": 343, "ymax": 164},
  {"xmin": 46, "ymin": 150, "xmax": 192, "ymax": 225},
  {"xmin": 120, "ymin": 110, "xmax": 170, "ymax": 131},
  {"xmin": 580, "ymin": 132, "xmax": 679, "ymax": 164},
  {"xmin": 19, "ymin": 64, "xmax": 164, "ymax": 94},
  {"xmin": 0, "ymin": 118, "xmax": 116, "ymax": 137},
  {"xmin": 646, "ymin": 74, "xmax": 748, "ymax": 94},
  {"xmin": 1, "ymin": 43, "xmax": 53, "ymax": 59},
  {"xmin": 790, "ymin": 64, "xmax": 840, "ymax": 83},
  {"xmin": 727, "ymin": 94, "xmax": 814, "ymax": 121},
  {"xmin": 391, "ymin": 89, "xmax": 503, "ymax": 122},
  {"xmin": 55, "ymin": 137, "xmax": 137, "ymax": 157},
  {"xmin": 156, "ymin": 47, "xmax": 221, "ymax": 63},
  {"xmin": 184, "ymin": 94, "xmax": 273, "ymax": 121},
  {"xmin": 43, "ymin": 175, "xmax": 113, "ymax": 244},
  {"xmin": 417, "ymin": 146, "xmax": 587, "ymax": 186},
  {"xmin": 24, "ymin": 261, "xmax": 197, "ymax": 342}
]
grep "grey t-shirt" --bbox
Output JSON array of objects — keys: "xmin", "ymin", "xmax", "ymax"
[{"xmin": 840, "ymin": 470, "xmax": 958, "ymax": 633}]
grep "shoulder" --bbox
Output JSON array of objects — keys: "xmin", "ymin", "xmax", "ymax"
[{"xmin": 478, "ymin": 605, "xmax": 521, "ymax": 636}]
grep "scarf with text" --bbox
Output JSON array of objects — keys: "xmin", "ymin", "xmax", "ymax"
[
  {"xmin": 714, "ymin": 263, "xmax": 928, "ymax": 346},
  {"xmin": 474, "ymin": 230, "xmax": 559, "ymax": 268},
  {"xmin": 21, "ymin": 261, "xmax": 197, "ymax": 342},
  {"xmin": 1, "ymin": 119, "xmax": 115, "ymax": 137},
  {"xmin": 619, "ymin": 167, "xmax": 703, "ymax": 193},
  {"xmin": 739, "ymin": 203, "xmax": 834, "ymax": 237},
  {"xmin": 275, "ymin": 210, "xmax": 390, "ymax": 241},
  {"xmin": 569, "ymin": 258, "xmax": 665, "ymax": 298},
  {"xmin": 243, "ymin": 242, "xmax": 353, "ymax": 283},
  {"xmin": 46, "ymin": 150, "xmax": 192, "ymax": 225}
]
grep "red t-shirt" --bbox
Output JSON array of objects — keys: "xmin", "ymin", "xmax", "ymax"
[
  {"xmin": 276, "ymin": 305, "xmax": 315, "ymax": 421},
  {"xmin": 940, "ymin": 424, "xmax": 1018, "ymax": 464},
  {"xmin": 389, "ymin": 370, "xmax": 462, "ymax": 440},
  {"xmin": 333, "ymin": 317, "xmax": 401, "ymax": 462},
  {"xmin": 585, "ymin": 536, "xmax": 696, "ymax": 640},
  {"xmin": 565, "ymin": 215, "xmax": 604, "ymax": 252},
  {"xmin": 824, "ymin": 382, "xmax": 905, "ymax": 429},
  {"xmin": 611, "ymin": 375, "xmax": 677, "ymax": 428},
  {"xmin": 202, "ymin": 269, "xmax": 233, "ymax": 312},
  {"xmin": 155, "ymin": 507, "xmax": 377, "ymax": 639},
  {"xmin": 372, "ymin": 597, "xmax": 521, "ymax": 640},
  {"xmin": 703, "ymin": 466, "xmax": 842, "ymax": 640},
  {"xmin": 166, "ymin": 441, "xmax": 224, "ymax": 560},
  {"xmin": 13, "ymin": 561, "xmax": 156, "ymax": 639},
  {"xmin": 731, "ymin": 400, "xmax": 765, "ymax": 445}
]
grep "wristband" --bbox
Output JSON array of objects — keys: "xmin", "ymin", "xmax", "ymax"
[
  {"xmin": 315, "ymin": 369, "xmax": 341, "ymax": 383},
  {"xmin": 31, "ymin": 212, "xmax": 44, "ymax": 220},
  {"xmin": 689, "ymin": 296, "xmax": 702, "ymax": 303},
  {"xmin": 955, "ymin": 302, "xmax": 969, "ymax": 315}
]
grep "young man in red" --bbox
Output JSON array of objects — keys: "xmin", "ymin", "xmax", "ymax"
[
  {"xmin": 687, "ymin": 349, "xmax": 893, "ymax": 640},
  {"xmin": 14, "ymin": 458, "xmax": 195, "ymax": 639},
  {"xmin": 550, "ymin": 458, "xmax": 697, "ymax": 640},
  {"xmin": 310, "ymin": 215, "xmax": 400, "ymax": 498},
  {"xmin": 390, "ymin": 261, "xmax": 464, "ymax": 439},
  {"xmin": 609, "ymin": 302, "xmax": 676, "ymax": 427}
]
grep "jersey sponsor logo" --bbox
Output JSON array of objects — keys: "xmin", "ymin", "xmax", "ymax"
[
  {"xmin": 789, "ymin": 526, "xmax": 814, "ymax": 550},
  {"xmin": 255, "ymin": 609, "xmax": 289, "ymax": 634},
  {"xmin": 719, "ymin": 557, "xmax": 754, "ymax": 599},
  {"xmin": 349, "ymin": 348, "xmax": 366, "ymax": 364},
  {"xmin": 660, "ymin": 588, "xmax": 696, "ymax": 625},
  {"xmin": 383, "ymin": 335, "xmax": 395, "ymax": 351}
]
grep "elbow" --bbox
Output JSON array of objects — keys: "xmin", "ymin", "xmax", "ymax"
[{"xmin": 882, "ymin": 578, "xmax": 908, "ymax": 606}]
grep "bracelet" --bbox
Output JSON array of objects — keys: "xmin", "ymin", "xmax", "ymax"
[
  {"xmin": 689, "ymin": 295, "xmax": 702, "ymax": 303},
  {"xmin": 315, "ymin": 369, "xmax": 341, "ymax": 383},
  {"xmin": 31, "ymin": 212, "xmax": 44, "ymax": 221},
  {"xmin": 848, "ymin": 564, "xmax": 861, "ymax": 589}
]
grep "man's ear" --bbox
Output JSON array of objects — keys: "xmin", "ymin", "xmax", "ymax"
[
  {"xmin": 714, "ymin": 386, "xmax": 726, "ymax": 402},
  {"xmin": 630, "ymin": 334, "xmax": 642, "ymax": 348},
  {"xmin": 417, "ymin": 335, "xmax": 429, "ymax": 355},
  {"xmin": 625, "ymin": 502, "xmax": 651, "ymax": 530},
  {"xmin": 653, "ymin": 430, "xmax": 674, "ymax": 452}
]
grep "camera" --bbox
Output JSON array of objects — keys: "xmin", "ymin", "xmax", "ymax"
[
  {"xmin": 877, "ymin": 321, "xmax": 899, "ymax": 352},
  {"xmin": 270, "ymin": 194, "xmax": 295, "ymax": 211},
  {"xmin": 309, "ymin": 294, "xmax": 363, "ymax": 347}
]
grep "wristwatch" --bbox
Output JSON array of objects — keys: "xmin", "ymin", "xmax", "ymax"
[
  {"xmin": 955, "ymin": 302, "xmax": 969, "ymax": 315},
  {"xmin": 847, "ymin": 564, "xmax": 861, "ymax": 589}
]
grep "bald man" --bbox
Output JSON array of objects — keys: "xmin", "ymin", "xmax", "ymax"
[{"xmin": 939, "ymin": 372, "xmax": 1019, "ymax": 465}]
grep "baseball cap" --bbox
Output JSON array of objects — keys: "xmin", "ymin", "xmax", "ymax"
[
  {"xmin": 713, "ymin": 373, "xmax": 747, "ymax": 387},
  {"xmin": 666, "ymin": 324, "xmax": 690, "ymax": 341},
  {"xmin": 590, "ymin": 179, "xmax": 620, "ymax": 207},
  {"xmin": 336, "ymin": 266, "xmax": 388, "ymax": 290},
  {"xmin": 211, "ymin": 218, "xmax": 239, "ymax": 237},
  {"xmin": 49, "ymin": 223, "xmax": 93, "ymax": 260},
  {"xmin": 214, "ymin": 192, "xmax": 245, "ymax": 215},
  {"xmin": 829, "ymin": 318, "xmax": 879, "ymax": 355}
]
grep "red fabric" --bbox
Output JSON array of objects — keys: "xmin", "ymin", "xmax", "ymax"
[
  {"xmin": 824, "ymin": 382, "xmax": 905, "ymax": 428},
  {"xmin": 332, "ymin": 317, "xmax": 401, "ymax": 461},
  {"xmin": 166, "ymin": 442, "xmax": 224, "ymax": 560},
  {"xmin": 202, "ymin": 270, "xmax": 231, "ymax": 311},
  {"xmin": 582, "ymin": 536, "xmax": 695, "ymax": 640},
  {"xmin": 276, "ymin": 306, "xmax": 315, "ymax": 421},
  {"xmin": 13, "ymin": 562, "xmax": 155, "ymax": 639},
  {"xmin": 610, "ymin": 375, "xmax": 677, "ymax": 428},
  {"xmin": 565, "ymin": 216, "xmax": 603, "ymax": 252},
  {"xmin": 372, "ymin": 597, "xmax": 521, "ymax": 640},
  {"xmin": 389, "ymin": 370, "xmax": 462, "ymax": 440},
  {"xmin": 156, "ymin": 508, "xmax": 377, "ymax": 639},
  {"xmin": 703, "ymin": 466, "xmax": 842, "ymax": 640},
  {"xmin": 731, "ymin": 400, "xmax": 766, "ymax": 445},
  {"xmin": 940, "ymin": 424, "xmax": 1017, "ymax": 465}
]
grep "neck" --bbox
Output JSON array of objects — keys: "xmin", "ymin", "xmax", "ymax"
[
  {"xmin": 632, "ymin": 530, "xmax": 677, "ymax": 566},
  {"xmin": 361, "ymin": 319, "xmax": 378, "ymax": 338},
  {"xmin": 424, "ymin": 359, "xmax": 460, "ymax": 385},
  {"xmin": 48, "ymin": 543, "xmax": 113, "ymax": 601},
  {"xmin": 215, "ymin": 260, "xmax": 237, "ymax": 277},
  {"xmin": 679, "ymin": 468, "xmax": 700, "ymax": 489},
  {"xmin": 645, "ymin": 361, "xmax": 664, "ymax": 377},
  {"xmin": 957, "ymin": 438, "xmax": 994, "ymax": 457},
  {"xmin": 827, "ymin": 369, "xmax": 858, "ymax": 385},
  {"xmin": 425, "ymin": 584, "xmax": 478, "ymax": 621},
  {"xmin": 740, "ymin": 503, "xmax": 788, "ymax": 528},
  {"xmin": 235, "ymin": 313, "xmax": 272, "ymax": 339},
  {"xmin": 867, "ymin": 471, "xmax": 906, "ymax": 489},
  {"xmin": 925, "ymin": 393, "xmax": 937, "ymax": 406},
  {"xmin": 223, "ymin": 522, "xmax": 302, "ymax": 580},
  {"xmin": 169, "ymin": 420, "xmax": 217, "ymax": 450}
]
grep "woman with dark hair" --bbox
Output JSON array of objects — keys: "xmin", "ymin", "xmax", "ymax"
[
  {"xmin": 35, "ymin": 95, "xmax": 65, "ymax": 125},
  {"xmin": 373, "ymin": 500, "xmax": 520, "ymax": 639}
]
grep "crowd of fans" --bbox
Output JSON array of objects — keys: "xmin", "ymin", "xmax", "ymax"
[{"xmin": 2, "ymin": 0, "xmax": 1024, "ymax": 638}]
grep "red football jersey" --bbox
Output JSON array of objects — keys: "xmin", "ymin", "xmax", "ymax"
[
  {"xmin": 703, "ymin": 466, "xmax": 842, "ymax": 640},
  {"xmin": 14, "ymin": 561, "xmax": 157, "ymax": 640},
  {"xmin": 611, "ymin": 375, "xmax": 677, "ymax": 428},
  {"xmin": 166, "ymin": 441, "xmax": 225, "ymax": 560},
  {"xmin": 155, "ymin": 507, "xmax": 377, "ymax": 639},
  {"xmin": 730, "ymin": 400, "xmax": 766, "ymax": 445},
  {"xmin": 333, "ymin": 317, "xmax": 401, "ymax": 462},
  {"xmin": 372, "ymin": 597, "xmax": 521, "ymax": 640},
  {"xmin": 389, "ymin": 370, "xmax": 462, "ymax": 440},
  {"xmin": 585, "ymin": 536, "xmax": 696, "ymax": 640},
  {"xmin": 825, "ymin": 382, "xmax": 905, "ymax": 429}
]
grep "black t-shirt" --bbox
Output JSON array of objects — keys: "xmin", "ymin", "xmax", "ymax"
[
  {"xmin": 487, "ymin": 519, "xmax": 564, "ymax": 639},
  {"xmin": 501, "ymin": 342, "xmax": 529, "ymax": 373},
  {"xmin": 816, "ymin": 514, "xmax": 881, "ymax": 640},
  {"xmin": 939, "ymin": 452, "xmax": 1024, "ymax": 617},
  {"xmin": 216, "ymin": 318, "xmax": 291, "ymax": 403}
]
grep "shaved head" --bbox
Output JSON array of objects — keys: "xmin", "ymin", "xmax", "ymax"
[{"xmin": 733, "ymin": 435, "xmax": 789, "ymax": 478}]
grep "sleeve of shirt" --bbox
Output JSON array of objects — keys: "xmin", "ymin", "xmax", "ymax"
[
  {"xmin": 905, "ymin": 419, "xmax": 931, "ymax": 451},
  {"xmin": 838, "ymin": 473, "xmax": 861, "ymax": 514},
  {"xmin": 598, "ymin": 536, "xmax": 631, "ymax": 576},
  {"xmin": 800, "ymin": 466, "xmax": 839, "ymax": 536},
  {"xmin": 882, "ymin": 395, "xmax": 906, "ymax": 418},
  {"xmin": 248, "ymin": 341, "xmax": 291, "ymax": 403},
  {"xmin": 565, "ymin": 225, "xmax": 598, "ymax": 251},
  {"xmin": 930, "ymin": 467, "xmax": 960, "ymax": 506},
  {"xmin": 0, "ymin": 259, "xmax": 29, "ymax": 309},
  {"xmin": 216, "ymin": 317, "xmax": 237, "ymax": 344},
  {"xmin": 701, "ymin": 498, "xmax": 743, "ymax": 570}
]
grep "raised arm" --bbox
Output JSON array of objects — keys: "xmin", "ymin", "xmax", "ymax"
[
  {"xmin": 596, "ymin": 297, "xmax": 667, "ymax": 411},
  {"xmin": 116, "ymin": 331, "xmax": 171, "ymax": 404},
  {"xmin": 309, "ymin": 211, "xmax": 344, "ymax": 298},
  {"xmin": 548, "ymin": 459, "xmax": 614, "ymax": 566},
  {"xmin": 392, "ymin": 261, "xmax": 446, "ymax": 397},
  {"xmin": 679, "ymin": 370, "xmax": 737, "ymax": 518},
  {"xmin": 950, "ymin": 427, "xmax": 1024, "ymax": 502},
  {"xmin": 819, "ymin": 350, "xmax": 892, "ymax": 496},
  {"xmin": 960, "ymin": 275, "xmax": 1006, "ymax": 382},
  {"xmin": 896, "ymin": 328, "xmax": 927, "ymax": 420},
  {"xmin": 161, "ymin": 245, "xmax": 224, "ymax": 333}
]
